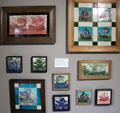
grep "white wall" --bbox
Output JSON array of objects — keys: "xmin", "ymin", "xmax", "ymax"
[{"xmin": 0, "ymin": 0, "xmax": 120, "ymax": 113}]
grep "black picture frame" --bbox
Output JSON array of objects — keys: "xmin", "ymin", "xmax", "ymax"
[
  {"xmin": 31, "ymin": 56, "xmax": 47, "ymax": 73},
  {"xmin": 95, "ymin": 89, "xmax": 112, "ymax": 106},
  {"xmin": 52, "ymin": 95, "xmax": 70, "ymax": 111},
  {"xmin": 6, "ymin": 56, "xmax": 22, "ymax": 73},
  {"xmin": 9, "ymin": 79, "xmax": 46, "ymax": 113}
]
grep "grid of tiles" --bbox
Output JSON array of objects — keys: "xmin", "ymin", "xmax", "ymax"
[{"xmin": 74, "ymin": 3, "xmax": 116, "ymax": 46}]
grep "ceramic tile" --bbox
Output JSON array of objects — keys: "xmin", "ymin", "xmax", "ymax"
[
  {"xmin": 98, "ymin": 3, "xmax": 112, "ymax": 8},
  {"xmin": 37, "ymin": 105, "xmax": 42, "ymax": 110},
  {"xmin": 112, "ymin": 27, "xmax": 116, "ymax": 41},
  {"xmin": 98, "ymin": 42, "xmax": 111, "ymax": 46},
  {"xmin": 79, "ymin": 3, "xmax": 93, "ymax": 7},
  {"xmin": 98, "ymin": 22, "xmax": 112, "ymax": 27},
  {"xmin": 93, "ymin": 27, "xmax": 98, "ymax": 41},
  {"xmin": 79, "ymin": 22, "xmax": 93, "ymax": 27},
  {"xmin": 15, "ymin": 105, "xmax": 20, "ymax": 109},
  {"xmin": 93, "ymin": 8, "xmax": 98, "ymax": 22},
  {"xmin": 112, "ymin": 8, "xmax": 116, "ymax": 22},
  {"xmin": 79, "ymin": 41, "xmax": 93, "ymax": 46},
  {"xmin": 74, "ymin": 8, "xmax": 79, "ymax": 22},
  {"xmin": 74, "ymin": 27, "xmax": 79, "ymax": 41}
]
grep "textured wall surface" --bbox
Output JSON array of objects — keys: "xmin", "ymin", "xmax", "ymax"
[{"xmin": 0, "ymin": 0, "xmax": 120, "ymax": 113}]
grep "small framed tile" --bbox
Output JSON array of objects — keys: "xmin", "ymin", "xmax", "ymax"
[
  {"xmin": 53, "ymin": 95, "xmax": 70, "ymax": 111},
  {"xmin": 9, "ymin": 79, "xmax": 45, "ymax": 113},
  {"xmin": 95, "ymin": 89, "xmax": 112, "ymax": 106},
  {"xmin": 6, "ymin": 56, "xmax": 22, "ymax": 73},
  {"xmin": 31, "ymin": 56, "xmax": 47, "ymax": 73}
]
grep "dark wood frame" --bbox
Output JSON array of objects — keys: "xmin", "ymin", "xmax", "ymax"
[
  {"xmin": 95, "ymin": 89, "xmax": 112, "ymax": 106},
  {"xmin": 52, "ymin": 95, "xmax": 70, "ymax": 111},
  {"xmin": 31, "ymin": 56, "xmax": 47, "ymax": 73},
  {"xmin": 0, "ymin": 6, "xmax": 56, "ymax": 44},
  {"xmin": 76, "ymin": 89, "xmax": 93, "ymax": 105},
  {"xmin": 9, "ymin": 79, "xmax": 46, "ymax": 113},
  {"xmin": 67, "ymin": 0, "xmax": 120, "ymax": 53},
  {"xmin": 78, "ymin": 60, "xmax": 112, "ymax": 80},
  {"xmin": 6, "ymin": 56, "xmax": 22, "ymax": 73},
  {"xmin": 52, "ymin": 73, "xmax": 70, "ymax": 91}
]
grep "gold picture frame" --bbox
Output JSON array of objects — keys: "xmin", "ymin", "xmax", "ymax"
[
  {"xmin": 52, "ymin": 73, "xmax": 70, "ymax": 91},
  {"xmin": 67, "ymin": 0, "xmax": 120, "ymax": 52},
  {"xmin": 78, "ymin": 60, "xmax": 112, "ymax": 80},
  {"xmin": 76, "ymin": 89, "xmax": 93, "ymax": 105}
]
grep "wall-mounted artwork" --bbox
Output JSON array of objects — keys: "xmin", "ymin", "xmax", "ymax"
[
  {"xmin": 52, "ymin": 95, "xmax": 70, "ymax": 111},
  {"xmin": 52, "ymin": 73, "xmax": 70, "ymax": 91},
  {"xmin": 0, "ymin": 6, "xmax": 56, "ymax": 44},
  {"xmin": 31, "ymin": 56, "xmax": 47, "ymax": 73},
  {"xmin": 9, "ymin": 79, "xmax": 45, "ymax": 113},
  {"xmin": 78, "ymin": 60, "xmax": 112, "ymax": 80},
  {"xmin": 95, "ymin": 89, "xmax": 112, "ymax": 106},
  {"xmin": 67, "ymin": 0, "xmax": 120, "ymax": 52},
  {"xmin": 76, "ymin": 89, "xmax": 92, "ymax": 105},
  {"xmin": 6, "ymin": 56, "xmax": 22, "ymax": 73}
]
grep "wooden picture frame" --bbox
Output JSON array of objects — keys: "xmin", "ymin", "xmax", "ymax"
[
  {"xmin": 9, "ymin": 79, "xmax": 46, "ymax": 113},
  {"xmin": 6, "ymin": 56, "xmax": 22, "ymax": 73},
  {"xmin": 31, "ymin": 56, "xmax": 47, "ymax": 73},
  {"xmin": 67, "ymin": 0, "xmax": 120, "ymax": 53},
  {"xmin": 95, "ymin": 89, "xmax": 112, "ymax": 106},
  {"xmin": 76, "ymin": 89, "xmax": 93, "ymax": 105},
  {"xmin": 52, "ymin": 95, "xmax": 70, "ymax": 111},
  {"xmin": 52, "ymin": 73, "xmax": 70, "ymax": 91},
  {"xmin": 78, "ymin": 60, "xmax": 112, "ymax": 80},
  {"xmin": 0, "ymin": 6, "xmax": 56, "ymax": 44}
]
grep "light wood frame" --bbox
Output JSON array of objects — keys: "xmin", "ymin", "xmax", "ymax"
[
  {"xmin": 67, "ymin": 0, "xmax": 120, "ymax": 53},
  {"xmin": 52, "ymin": 73, "xmax": 70, "ymax": 91},
  {"xmin": 76, "ymin": 89, "xmax": 93, "ymax": 105},
  {"xmin": 78, "ymin": 60, "xmax": 112, "ymax": 80}
]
